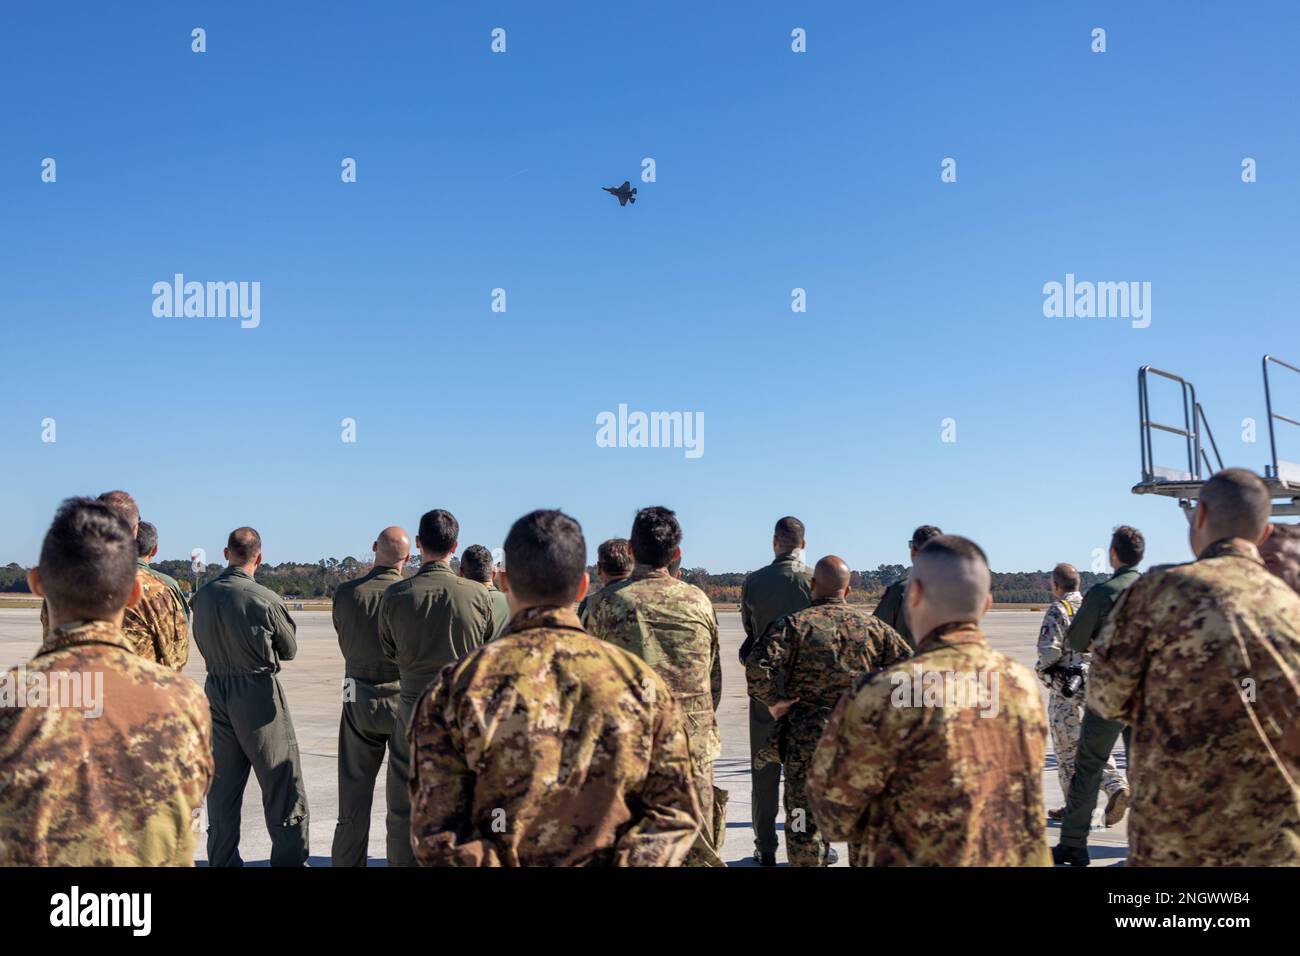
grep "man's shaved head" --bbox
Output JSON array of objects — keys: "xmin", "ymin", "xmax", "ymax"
[
  {"xmin": 227, "ymin": 526, "xmax": 262, "ymax": 566},
  {"xmin": 1051, "ymin": 562, "xmax": 1080, "ymax": 593},
  {"xmin": 906, "ymin": 534, "xmax": 992, "ymax": 638},
  {"xmin": 1193, "ymin": 468, "xmax": 1272, "ymax": 554},
  {"xmin": 97, "ymin": 490, "xmax": 140, "ymax": 536},
  {"xmin": 811, "ymin": 555, "xmax": 851, "ymax": 599},
  {"xmin": 374, "ymin": 526, "xmax": 410, "ymax": 567},
  {"xmin": 1260, "ymin": 523, "xmax": 1300, "ymax": 595}
]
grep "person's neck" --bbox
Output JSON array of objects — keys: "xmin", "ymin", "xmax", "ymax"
[
  {"xmin": 232, "ymin": 562, "xmax": 258, "ymax": 575},
  {"xmin": 45, "ymin": 609, "xmax": 123, "ymax": 633},
  {"xmin": 374, "ymin": 562, "xmax": 403, "ymax": 573},
  {"xmin": 422, "ymin": 554, "xmax": 450, "ymax": 566}
]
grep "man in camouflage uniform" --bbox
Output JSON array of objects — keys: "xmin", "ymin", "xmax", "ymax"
[
  {"xmin": 380, "ymin": 508, "xmax": 496, "ymax": 866},
  {"xmin": 578, "ymin": 537, "xmax": 632, "ymax": 623},
  {"xmin": 137, "ymin": 519, "xmax": 191, "ymax": 624},
  {"xmin": 39, "ymin": 491, "xmax": 189, "ymax": 670},
  {"xmin": 330, "ymin": 526, "xmax": 410, "ymax": 867},
  {"xmin": 0, "ymin": 498, "xmax": 211, "ymax": 865},
  {"xmin": 740, "ymin": 515, "xmax": 812, "ymax": 865},
  {"xmin": 1089, "ymin": 469, "xmax": 1300, "ymax": 866},
  {"xmin": 1034, "ymin": 562, "xmax": 1125, "ymax": 819},
  {"xmin": 1053, "ymin": 525, "xmax": 1144, "ymax": 865},
  {"xmin": 808, "ymin": 535, "xmax": 1051, "ymax": 866},
  {"xmin": 458, "ymin": 544, "xmax": 509, "ymax": 640},
  {"xmin": 192, "ymin": 526, "xmax": 309, "ymax": 867},
  {"xmin": 746, "ymin": 554, "xmax": 911, "ymax": 866},
  {"xmin": 873, "ymin": 524, "xmax": 943, "ymax": 649},
  {"xmin": 1260, "ymin": 521, "xmax": 1300, "ymax": 594},
  {"xmin": 587, "ymin": 506, "xmax": 725, "ymax": 867},
  {"xmin": 408, "ymin": 510, "xmax": 701, "ymax": 866}
]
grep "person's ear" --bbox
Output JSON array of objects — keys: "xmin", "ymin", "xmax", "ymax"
[
  {"xmin": 126, "ymin": 577, "xmax": 143, "ymax": 609},
  {"xmin": 450, "ymin": 540, "xmax": 459, "ymax": 557},
  {"xmin": 672, "ymin": 545, "xmax": 682, "ymax": 564},
  {"xmin": 253, "ymin": 550, "xmax": 263, "ymax": 569},
  {"xmin": 27, "ymin": 568, "xmax": 42, "ymax": 598},
  {"xmin": 575, "ymin": 572, "xmax": 590, "ymax": 603},
  {"xmin": 223, "ymin": 547, "xmax": 231, "ymax": 563},
  {"xmin": 1258, "ymin": 522, "xmax": 1275, "ymax": 546},
  {"xmin": 499, "ymin": 570, "xmax": 511, "ymax": 593},
  {"xmin": 982, "ymin": 592, "xmax": 993, "ymax": 615},
  {"xmin": 1195, "ymin": 503, "xmax": 1209, "ymax": 531}
]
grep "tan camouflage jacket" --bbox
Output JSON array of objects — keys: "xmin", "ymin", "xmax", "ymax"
[
  {"xmin": 807, "ymin": 622, "xmax": 1051, "ymax": 866},
  {"xmin": 41, "ymin": 566, "xmax": 190, "ymax": 671},
  {"xmin": 0, "ymin": 619, "xmax": 212, "ymax": 865},
  {"xmin": 408, "ymin": 606, "xmax": 702, "ymax": 867},
  {"xmin": 1090, "ymin": 538, "xmax": 1300, "ymax": 866},
  {"xmin": 585, "ymin": 567, "xmax": 722, "ymax": 763},
  {"xmin": 746, "ymin": 597, "xmax": 912, "ymax": 718}
]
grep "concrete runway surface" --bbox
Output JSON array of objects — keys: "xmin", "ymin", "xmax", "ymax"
[{"xmin": 0, "ymin": 607, "xmax": 1129, "ymax": 866}]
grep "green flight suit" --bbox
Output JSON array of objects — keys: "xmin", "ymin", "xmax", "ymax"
[
  {"xmin": 379, "ymin": 560, "xmax": 496, "ymax": 865},
  {"xmin": 485, "ymin": 583, "xmax": 510, "ymax": 640},
  {"xmin": 330, "ymin": 566, "xmax": 403, "ymax": 867},
  {"xmin": 191, "ymin": 566, "xmax": 309, "ymax": 867},
  {"xmin": 739, "ymin": 552, "xmax": 812, "ymax": 857},
  {"xmin": 1060, "ymin": 565, "xmax": 1141, "ymax": 849},
  {"xmin": 872, "ymin": 573, "xmax": 914, "ymax": 648}
]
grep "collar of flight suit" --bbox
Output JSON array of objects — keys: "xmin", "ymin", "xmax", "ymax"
[
  {"xmin": 916, "ymin": 620, "xmax": 986, "ymax": 653},
  {"xmin": 772, "ymin": 551, "xmax": 802, "ymax": 567},
  {"xmin": 221, "ymin": 566, "xmax": 256, "ymax": 582},
  {"xmin": 810, "ymin": 595, "xmax": 847, "ymax": 606},
  {"xmin": 37, "ymin": 618, "xmax": 135, "ymax": 658},
  {"xmin": 363, "ymin": 565, "xmax": 403, "ymax": 584},
  {"xmin": 1196, "ymin": 538, "xmax": 1264, "ymax": 565},
  {"xmin": 502, "ymin": 604, "xmax": 585, "ymax": 636},
  {"xmin": 1111, "ymin": 564, "xmax": 1140, "ymax": 580},
  {"xmin": 416, "ymin": 560, "xmax": 454, "ymax": 575}
]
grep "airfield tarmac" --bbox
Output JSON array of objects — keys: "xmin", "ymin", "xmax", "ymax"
[{"xmin": 0, "ymin": 607, "xmax": 1129, "ymax": 866}]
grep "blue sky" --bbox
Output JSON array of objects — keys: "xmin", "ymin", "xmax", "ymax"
[{"xmin": 3, "ymin": 2, "xmax": 1299, "ymax": 574}]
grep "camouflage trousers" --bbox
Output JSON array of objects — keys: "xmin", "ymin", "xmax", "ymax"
[
  {"xmin": 1048, "ymin": 689, "xmax": 1125, "ymax": 801},
  {"xmin": 780, "ymin": 715, "xmax": 843, "ymax": 867},
  {"xmin": 683, "ymin": 754, "xmax": 728, "ymax": 867}
]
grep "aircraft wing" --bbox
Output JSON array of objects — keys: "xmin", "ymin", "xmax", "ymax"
[{"xmin": 619, "ymin": 181, "xmax": 630, "ymax": 190}]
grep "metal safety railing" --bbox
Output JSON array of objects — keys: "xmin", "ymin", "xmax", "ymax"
[
  {"xmin": 1137, "ymin": 366, "xmax": 1223, "ymax": 484},
  {"xmin": 1263, "ymin": 355, "xmax": 1300, "ymax": 485}
]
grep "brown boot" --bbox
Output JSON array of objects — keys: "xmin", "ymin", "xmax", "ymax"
[
  {"xmin": 1104, "ymin": 788, "xmax": 1131, "ymax": 827},
  {"xmin": 1047, "ymin": 807, "xmax": 1065, "ymax": 821}
]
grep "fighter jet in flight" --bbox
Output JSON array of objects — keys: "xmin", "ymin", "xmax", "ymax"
[{"xmin": 603, "ymin": 181, "xmax": 637, "ymax": 206}]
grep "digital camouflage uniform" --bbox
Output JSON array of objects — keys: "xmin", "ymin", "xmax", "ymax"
[
  {"xmin": 142, "ymin": 559, "xmax": 192, "ymax": 625},
  {"xmin": 746, "ymin": 597, "xmax": 912, "ymax": 865},
  {"xmin": 0, "ymin": 619, "xmax": 212, "ymax": 865},
  {"xmin": 408, "ymin": 605, "xmax": 701, "ymax": 866},
  {"xmin": 191, "ymin": 566, "xmax": 309, "ymax": 867},
  {"xmin": 586, "ymin": 567, "xmax": 725, "ymax": 866},
  {"xmin": 808, "ymin": 622, "xmax": 1052, "ymax": 866},
  {"xmin": 1089, "ymin": 539, "xmax": 1300, "ymax": 866},
  {"xmin": 330, "ymin": 565, "xmax": 403, "ymax": 867},
  {"xmin": 740, "ymin": 552, "xmax": 812, "ymax": 857},
  {"xmin": 379, "ymin": 560, "xmax": 496, "ymax": 865},
  {"xmin": 40, "ymin": 563, "xmax": 189, "ymax": 670},
  {"xmin": 1034, "ymin": 591, "xmax": 1124, "ymax": 801}
]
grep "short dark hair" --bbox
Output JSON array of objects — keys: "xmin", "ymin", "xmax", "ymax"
[
  {"xmin": 631, "ymin": 506, "xmax": 681, "ymax": 568},
  {"xmin": 774, "ymin": 516, "xmax": 805, "ymax": 550},
  {"xmin": 136, "ymin": 521, "xmax": 158, "ymax": 558},
  {"xmin": 504, "ymin": 510, "xmax": 587, "ymax": 604},
  {"xmin": 39, "ymin": 498, "xmax": 139, "ymax": 620},
  {"xmin": 227, "ymin": 526, "xmax": 262, "ymax": 564},
  {"xmin": 1110, "ymin": 526, "xmax": 1145, "ymax": 566},
  {"xmin": 460, "ymin": 544, "xmax": 494, "ymax": 583},
  {"xmin": 1052, "ymin": 562, "xmax": 1080, "ymax": 592},
  {"xmin": 597, "ymin": 538, "xmax": 633, "ymax": 577},
  {"xmin": 911, "ymin": 525, "xmax": 944, "ymax": 551},
  {"xmin": 418, "ymin": 509, "xmax": 459, "ymax": 556},
  {"xmin": 97, "ymin": 490, "xmax": 140, "ymax": 530},
  {"xmin": 1199, "ymin": 468, "xmax": 1271, "ymax": 541}
]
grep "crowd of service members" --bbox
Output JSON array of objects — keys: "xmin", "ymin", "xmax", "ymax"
[{"xmin": 0, "ymin": 466, "xmax": 1297, "ymax": 867}]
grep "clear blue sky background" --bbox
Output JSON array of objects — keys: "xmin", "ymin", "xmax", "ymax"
[{"xmin": 3, "ymin": 1, "xmax": 1299, "ymax": 574}]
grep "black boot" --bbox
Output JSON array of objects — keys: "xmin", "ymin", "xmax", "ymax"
[{"xmin": 1052, "ymin": 843, "xmax": 1090, "ymax": 867}]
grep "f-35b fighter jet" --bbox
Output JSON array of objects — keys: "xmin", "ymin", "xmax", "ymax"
[{"xmin": 603, "ymin": 181, "xmax": 637, "ymax": 206}]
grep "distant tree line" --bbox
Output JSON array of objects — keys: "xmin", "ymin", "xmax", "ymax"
[{"xmin": 0, "ymin": 558, "xmax": 1107, "ymax": 605}]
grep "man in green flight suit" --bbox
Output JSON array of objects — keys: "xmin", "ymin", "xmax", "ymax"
[
  {"xmin": 458, "ymin": 544, "xmax": 509, "ymax": 640},
  {"xmin": 191, "ymin": 526, "xmax": 309, "ymax": 867},
  {"xmin": 1053, "ymin": 525, "xmax": 1144, "ymax": 866},
  {"xmin": 873, "ymin": 524, "xmax": 943, "ymax": 648}
]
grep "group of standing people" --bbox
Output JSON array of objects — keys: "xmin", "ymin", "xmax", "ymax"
[{"xmin": 1, "ymin": 466, "xmax": 1297, "ymax": 866}]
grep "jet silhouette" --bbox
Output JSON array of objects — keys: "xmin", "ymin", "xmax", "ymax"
[{"xmin": 603, "ymin": 181, "xmax": 637, "ymax": 206}]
